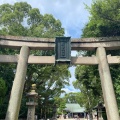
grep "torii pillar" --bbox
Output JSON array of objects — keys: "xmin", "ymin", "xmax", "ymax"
[
  {"xmin": 5, "ymin": 46, "xmax": 29, "ymax": 120},
  {"xmin": 97, "ymin": 47, "xmax": 120, "ymax": 120}
]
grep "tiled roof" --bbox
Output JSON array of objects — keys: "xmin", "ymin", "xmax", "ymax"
[{"xmin": 65, "ymin": 103, "xmax": 85, "ymax": 113}]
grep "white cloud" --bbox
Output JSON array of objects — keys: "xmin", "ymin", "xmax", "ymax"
[
  {"xmin": 0, "ymin": 0, "xmax": 16, "ymax": 5},
  {"xmin": 33, "ymin": 0, "xmax": 92, "ymax": 37},
  {"xmin": 71, "ymin": 51, "xmax": 78, "ymax": 57},
  {"xmin": 62, "ymin": 88, "xmax": 72, "ymax": 93},
  {"xmin": 0, "ymin": 0, "xmax": 92, "ymax": 37},
  {"xmin": 0, "ymin": 0, "xmax": 92, "ymax": 93},
  {"xmin": 62, "ymin": 87, "xmax": 79, "ymax": 94},
  {"xmin": 61, "ymin": 66, "xmax": 80, "ymax": 95}
]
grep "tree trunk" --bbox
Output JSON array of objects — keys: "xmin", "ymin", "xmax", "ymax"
[{"xmin": 89, "ymin": 112, "xmax": 93, "ymax": 120}]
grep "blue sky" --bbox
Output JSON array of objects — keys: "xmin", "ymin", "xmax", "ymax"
[{"xmin": 0, "ymin": 0, "xmax": 92, "ymax": 93}]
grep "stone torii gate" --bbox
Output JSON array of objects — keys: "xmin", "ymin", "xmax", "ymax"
[{"xmin": 0, "ymin": 35, "xmax": 120, "ymax": 120}]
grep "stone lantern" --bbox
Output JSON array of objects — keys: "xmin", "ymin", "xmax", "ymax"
[{"xmin": 26, "ymin": 84, "xmax": 38, "ymax": 120}]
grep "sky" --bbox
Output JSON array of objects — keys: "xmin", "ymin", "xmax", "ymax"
[{"xmin": 0, "ymin": 0, "xmax": 92, "ymax": 94}]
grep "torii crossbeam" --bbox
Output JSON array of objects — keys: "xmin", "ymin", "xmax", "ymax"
[{"xmin": 1, "ymin": 35, "xmax": 120, "ymax": 120}]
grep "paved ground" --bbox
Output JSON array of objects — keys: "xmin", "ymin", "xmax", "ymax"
[
  {"xmin": 58, "ymin": 118, "xmax": 102, "ymax": 120},
  {"xmin": 57, "ymin": 118, "xmax": 87, "ymax": 120},
  {"xmin": 39, "ymin": 118, "xmax": 98, "ymax": 120}
]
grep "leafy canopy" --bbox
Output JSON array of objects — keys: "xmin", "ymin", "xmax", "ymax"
[
  {"xmin": 76, "ymin": 0, "xmax": 120, "ymax": 114},
  {"xmin": 0, "ymin": 2, "xmax": 70, "ymax": 118}
]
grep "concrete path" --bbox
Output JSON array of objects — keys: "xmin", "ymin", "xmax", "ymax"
[
  {"xmin": 38, "ymin": 118, "xmax": 98, "ymax": 120},
  {"xmin": 39, "ymin": 118, "xmax": 98, "ymax": 120}
]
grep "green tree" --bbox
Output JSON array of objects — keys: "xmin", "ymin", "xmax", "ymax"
[
  {"xmin": 75, "ymin": 0, "xmax": 120, "ymax": 116},
  {"xmin": 82, "ymin": 0, "xmax": 120, "ymax": 37},
  {"xmin": 55, "ymin": 97, "xmax": 66, "ymax": 115},
  {"xmin": 0, "ymin": 2, "xmax": 69, "ymax": 119},
  {"xmin": 74, "ymin": 65, "xmax": 101, "ymax": 120},
  {"xmin": 64, "ymin": 92, "xmax": 77, "ymax": 103},
  {"xmin": 0, "ymin": 78, "xmax": 7, "ymax": 105}
]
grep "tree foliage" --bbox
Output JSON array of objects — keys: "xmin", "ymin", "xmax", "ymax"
[
  {"xmin": 82, "ymin": 0, "xmax": 120, "ymax": 37},
  {"xmin": 0, "ymin": 2, "xmax": 70, "ymax": 119},
  {"xmin": 74, "ymin": 65, "xmax": 101, "ymax": 120},
  {"xmin": 0, "ymin": 2, "xmax": 64, "ymax": 37},
  {"xmin": 75, "ymin": 0, "xmax": 120, "ymax": 114},
  {"xmin": 0, "ymin": 77, "xmax": 7, "ymax": 105}
]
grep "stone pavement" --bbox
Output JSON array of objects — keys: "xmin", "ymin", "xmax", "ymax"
[
  {"xmin": 57, "ymin": 118, "xmax": 97, "ymax": 120},
  {"xmin": 39, "ymin": 118, "xmax": 98, "ymax": 120},
  {"xmin": 57, "ymin": 119, "xmax": 83, "ymax": 120}
]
